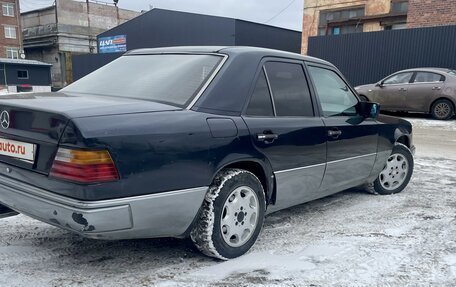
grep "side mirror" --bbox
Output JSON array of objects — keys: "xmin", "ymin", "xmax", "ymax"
[
  {"xmin": 375, "ymin": 82, "xmax": 384, "ymax": 88},
  {"xmin": 358, "ymin": 101, "xmax": 380, "ymax": 119}
]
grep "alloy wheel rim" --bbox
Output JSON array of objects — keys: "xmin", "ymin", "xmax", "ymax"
[
  {"xmin": 379, "ymin": 153, "xmax": 409, "ymax": 191},
  {"xmin": 220, "ymin": 186, "xmax": 259, "ymax": 247},
  {"xmin": 435, "ymin": 103, "xmax": 450, "ymax": 118}
]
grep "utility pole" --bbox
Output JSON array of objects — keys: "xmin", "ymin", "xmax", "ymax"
[
  {"xmin": 114, "ymin": 0, "xmax": 119, "ymax": 26},
  {"xmin": 86, "ymin": 0, "xmax": 93, "ymax": 53}
]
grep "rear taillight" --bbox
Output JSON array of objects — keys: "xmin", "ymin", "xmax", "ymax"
[{"xmin": 50, "ymin": 148, "xmax": 119, "ymax": 183}]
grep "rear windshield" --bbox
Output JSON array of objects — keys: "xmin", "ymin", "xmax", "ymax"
[{"xmin": 62, "ymin": 54, "xmax": 223, "ymax": 107}]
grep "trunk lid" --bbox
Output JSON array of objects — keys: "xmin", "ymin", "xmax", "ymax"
[{"xmin": 0, "ymin": 92, "xmax": 180, "ymax": 174}]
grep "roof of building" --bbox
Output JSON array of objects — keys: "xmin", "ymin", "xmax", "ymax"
[
  {"xmin": 0, "ymin": 58, "xmax": 52, "ymax": 67},
  {"xmin": 20, "ymin": 5, "xmax": 55, "ymax": 16},
  {"xmin": 99, "ymin": 8, "xmax": 302, "ymax": 39}
]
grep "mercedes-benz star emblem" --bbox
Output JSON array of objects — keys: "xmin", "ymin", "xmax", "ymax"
[{"xmin": 0, "ymin": 111, "xmax": 10, "ymax": 129}]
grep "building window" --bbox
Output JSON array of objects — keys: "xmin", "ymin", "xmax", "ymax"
[
  {"xmin": 391, "ymin": 1, "xmax": 408, "ymax": 14},
  {"xmin": 4, "ymin": 25, "xmax": 16, "ymax": 39},
  {"xmin": 319, "ymin": 7, "xmax": 365, "ymax": 35},
  {"xmin": 6, "ymin": 47, "xmax": 18, "ymax": 59},
  {"xmin": 17, "ymin": 70, "xmax": 29, "ymax": 79},
  {"xmin": 384, "ymin": 23, "xmax": 408, "ymax": 30},
  {"xmin": 2, "ymin": 3, "xmax": 14, "ymax": 17}
]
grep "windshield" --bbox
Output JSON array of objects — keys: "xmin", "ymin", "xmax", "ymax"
[
  {"xmin": 447, "ymin": 70, "xmax": 456, "ymax": 76},
  {"xmin": 62, "ymin": 54, "xmax": 223, "ymax": 107}
]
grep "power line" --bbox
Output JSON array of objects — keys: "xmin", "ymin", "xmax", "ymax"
[{"xmin": 264, "ymin": 0, "xmax": 298, "ymax": 24}]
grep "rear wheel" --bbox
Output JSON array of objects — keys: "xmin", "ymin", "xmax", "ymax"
[
  {"xmin": 366, "ymin": 144, "xmax": 414, "ymax": 195},
  {"xmin": 190, "ymin": 168, "xmax": 266, "ymax": 260},
  {"xmin": 431, "ymin": 99, "xmax": 454, "ymax": 120}
]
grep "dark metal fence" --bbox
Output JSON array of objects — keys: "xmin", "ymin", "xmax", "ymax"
[
  {"xmin": 72, "ymin": 53, "xmax": 122, "ymax": 82},
  {"xmin": 308, "ymin": 25, "xmax": 456, "ymax": 86}
]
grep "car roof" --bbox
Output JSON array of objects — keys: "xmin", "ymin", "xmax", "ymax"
[
  {"xmin": 125, "ymin": 46, "xmax": 333, "ymax": 67},
  {"xmin": 396, "ymin": 67, "xmax": 454, "ymax": 74}
]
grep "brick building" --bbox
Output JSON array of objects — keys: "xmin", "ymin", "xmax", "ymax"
[
  {"xmin": 21, "ymin": 0, "xmax": 140, "ymax": 89},
  {"xmin": 0, "ymin": 0, "xmax": 22, "ymax": 59},
  {"xmin": 407, "ymin": 0, "xmax": 456, "ymax": 28},
  {"xmin": 302, "ymin": 0, "xmax": 456, "ymax": 54}
]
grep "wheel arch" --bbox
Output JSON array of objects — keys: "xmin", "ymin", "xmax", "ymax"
[
  {"xmin": 358, "ymin": 94, "xmax": 369, "ymax": 101},
  {"xmin": 395, "ymin": 135, "xmax": 410, "ymax": 148},
  {"xmin": 393, "ymin": 124, "xmax": 412, "ymax": 149},
  {"xmin": 214, "ymin": 158, "xmax": 275, "ymax": 205}
]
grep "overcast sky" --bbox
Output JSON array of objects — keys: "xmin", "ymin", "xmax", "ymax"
[{"xmin": 19, "ymin": 0, "xmax": 303, "ymax": 31}]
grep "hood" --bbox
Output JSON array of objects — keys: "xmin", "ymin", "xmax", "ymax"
[{"xmin": 354, "ymin": 83, "xmax": 376, "ymax": 93}]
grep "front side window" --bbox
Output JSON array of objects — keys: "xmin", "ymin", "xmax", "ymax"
[
  {"xmin": 2, "ymin": 3, "xmax": 14, "ymax": 16},
  {"xmin": 4, "ymin": 25, "xmax": 16, "ymax": 39},
  {"xmin": 383, "ymin": 72, "xmax": 413, "ymax": 85},
  {"xmin": 264, "ymin": 62, "xmax": 314, "ymax": 117},
  {"xmin": 5, "ymin": 47, "xmax": 18, "ymax": 59},
  {"xmin": 308, "ymin": 66, "xmax": 358, "ymax": 117},
  {"xmin": 413, "ymin": 72, "xmax": 443, "ymax": 83},
  {"xmin": 246, "ymin": 70, "xmax": 274, "ymax": 117},
  {"xmin": 62, "ymin": 54, "xmax": 223, "ymax": 107}
]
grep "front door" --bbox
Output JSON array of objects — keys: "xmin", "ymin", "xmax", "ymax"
[
  {"xmin": 307, "ymin": 64, "xmax": 378, "ymax": 196},
  {"xmin": 376, "ymin": 71, "xmax": 414, "ymax": 110},
  {"xmin": 242, "ymin": 60, "xmax": 326, "ymax": 212}
]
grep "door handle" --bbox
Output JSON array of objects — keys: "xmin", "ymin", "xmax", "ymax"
[
  {"xmin": 432, "ymin": 86, "xmax": 441, "ymax": 90},
  {"xmin": 328, "ymin": 128, "xmax": 342, "ymax": 139},
  {"xmin": 256, "ymin": 132, "xmax": 278, "ymax": 143}
]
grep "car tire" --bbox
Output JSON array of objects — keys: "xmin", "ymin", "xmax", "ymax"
[
  {"xmin": 190, "ymin": 168, "xmax": 266, "ymax": 260},
  {"xmin": 431, "ymin": 99, "xmax": 454, "ymax": 120},
  {"xmin": 365, "ymin": 143, "xmax": 414, "ymax": 195}
]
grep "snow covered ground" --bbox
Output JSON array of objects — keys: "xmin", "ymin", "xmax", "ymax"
[{"xmin": 0, "ymin": 117, "xmax": 455, "ymax": 287}]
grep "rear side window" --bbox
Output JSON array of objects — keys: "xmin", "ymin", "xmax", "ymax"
[
  {"xmin": 264, "ymin": 62, "xmax": 313, "ymax": 117},
  {"xmin": 413, "ymin": 72, "xmax": 444, "ymax": 83},
  {"xmin": 246, "ymin": 70, "xmax": 274, "ymax": 116},
  {"xmin": 308, "ymin": 66, "xmax": 358, "ymax": 117}
]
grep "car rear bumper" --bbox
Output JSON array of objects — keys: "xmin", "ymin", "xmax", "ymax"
[{"xmin": 0, "ymin": 174, "xmax": 207, "ymax": 239}]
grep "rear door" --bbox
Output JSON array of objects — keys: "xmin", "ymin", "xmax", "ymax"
[
  {"xmin": 405, "ymin": 71, "xmax": 445, "ymax": 112},
  {"xmin": 306, "ymin": 64, "xmax": 378, "ymax": 195},
  {"xmin": 242, "ymin": 59, "xmax": 327, "ymax": 212},
  {"xmin": 377, "ymin": 72, "xmax": 414, "ymax": 110}
]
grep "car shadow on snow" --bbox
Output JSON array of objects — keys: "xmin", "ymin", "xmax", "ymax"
[{"xmin": 381, "ymin": 111, "xmax": 455, "ymax": 120}]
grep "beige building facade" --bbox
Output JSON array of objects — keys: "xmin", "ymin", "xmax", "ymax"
[{"xmin": 302, "ymin": 0, "xmax": 408, "ymax": 54}]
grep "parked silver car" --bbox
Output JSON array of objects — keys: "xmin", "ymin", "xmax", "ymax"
[{"xmin": 355, "ymin": 68, "xmax": 456, "ymax": 120}]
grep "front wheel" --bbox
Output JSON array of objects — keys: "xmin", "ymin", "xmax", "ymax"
[
  {"xmin": 190, "ymin": 169, "xmax": 266, "ymax": 260},
  {"xmin": 367, "ymin": 144, "xmax": 414, "ymax": 195}
]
